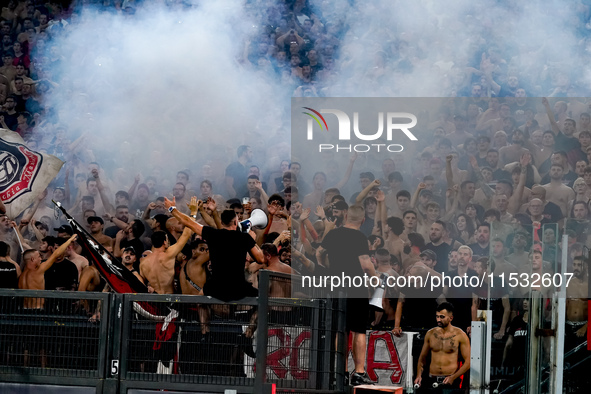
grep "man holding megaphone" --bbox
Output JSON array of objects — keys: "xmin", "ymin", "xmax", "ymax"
[{"xmin": 164, "ymin": 196, "xmax": 266, "ymax": 302}]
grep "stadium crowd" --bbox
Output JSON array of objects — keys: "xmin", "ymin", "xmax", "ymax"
[{"xmin": 0, "ymin": 0, "xmax": 589, "ymax": 390}]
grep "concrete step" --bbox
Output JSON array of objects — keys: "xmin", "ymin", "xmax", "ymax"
[{"xmin": 351, "ymin": 385, "xmax": 403, "ymax": 394}]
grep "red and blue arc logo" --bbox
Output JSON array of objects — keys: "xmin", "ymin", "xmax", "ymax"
[{"xmin": 302, "ymin": 107, "xmax": 328, "ymax": 132}]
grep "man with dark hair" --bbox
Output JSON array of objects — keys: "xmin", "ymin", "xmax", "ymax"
[
  {"xmin": 315, "ymin": 205, "xmax": 378, "ymax": 386},
  {"xmin": 165, "ymin": 197, "xmax": 265, "ymax": 301},
  {"xmin": 43, "ymin": 236, "xmax": 80, "ymax": 292},
  {"xmin": 384, "ymin": 216, "xmax": 405, "ymax": 265},
  {"xmin": 139, "ymin": 224, "xmax": 192, "ymax": 294},
  {"xmin": 88, "ymin": 216, "xmax": 113, "ymax": 248},
  {"xmin": 565, "ymin": 255, "xmax": 588, "ymax": 352},
  {"xmin": 349, "ymin": 172, "xmax": 375, "ymax": 203},
  {"xmin": 424, "ymin": 220, "xmax": 452, "ymax": 274},
  {"xmin": 115, "ymin": 219, "xmax": 145, "ymax": 265},
  {"xmin": 414, "ymin": 302, "xmax": 470, "ymax": 389},
  {"xmin": 469, "ymin": 223, "xmax": 491, "ymax": 257},
  {"xmin": 225, "ymin": 145, "xmax": 253, "ymax": 198}
]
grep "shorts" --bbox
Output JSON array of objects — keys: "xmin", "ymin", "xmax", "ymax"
[{"xmin": 346, "ymin": 298, "xmax": 369, "ymax": 334}]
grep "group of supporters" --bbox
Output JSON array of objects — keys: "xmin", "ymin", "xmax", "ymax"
[{"xmin": 0, "ymin": 0, "xmax": 590, "ymax": 391}]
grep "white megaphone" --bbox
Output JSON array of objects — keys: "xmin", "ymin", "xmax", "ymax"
[
  {"xmin": 369, "ymin": 273, "xmax": 389, "ymax": 311},
  {"xmin": 238, "ymin": 209, "xmax": 268, "ymax": 233}
]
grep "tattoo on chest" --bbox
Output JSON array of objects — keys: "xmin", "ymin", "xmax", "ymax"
[{"xmin": 433, "ymin": 332, "xmax": 458, "ymax": 343}]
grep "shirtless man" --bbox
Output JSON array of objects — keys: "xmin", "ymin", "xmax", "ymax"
[
  {"xmin": 565, "ymin": 256, "xmax": 588, "ymax": 351},
  {"xmin": 180, "ymin": 240, "xmax": 209, "ymax": 296},
  {"xmin": 78, "ymin": 265, "xmax": 101, "ymax": 292},
  {"xmin": 261, "ymin": 243, "xmax": 295, "ymax": 299},
  {"xmin": 66, "ymin": 241, "xmax": 89, "ymax": 280},
  {"xmin": 414, "ymin": 302, "xmax": 471, "ymax": 390},
  {"xmin": 139, "ymin": 227, "xmax": 192, "ymax": 294},
  {"xmin": 19, "ymin": 234, "xmax": 77, "ymax": 309},
  {"xmin": 383, "ymin": 216, "xmax": 405, "ymax": 264},
  {"xmin": 543, "ymin": 164, "xmax": 575, "ymax": 217}
]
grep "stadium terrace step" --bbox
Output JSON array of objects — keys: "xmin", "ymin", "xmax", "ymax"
[{"xmin": 350, "ymin": 385, "xmax": 403, "ymax": 394}]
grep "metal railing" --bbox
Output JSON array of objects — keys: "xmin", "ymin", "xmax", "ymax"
[{"xmin": 0, "ymin": 271, "xmax": 346, "ymax": 394}]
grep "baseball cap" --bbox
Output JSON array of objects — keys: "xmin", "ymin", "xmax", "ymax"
[
  {"xmin": 87, "ymin": 216, "xmax": 104, "ymax": 225},
  {"xmin": 123, "ymin": 246, "xmax": 137, "ymax": 256},
  {"xmin": 54, "ymin": 225, "xmax": 73, "ymax": 235},
  {"xmin": 420, "ymin": 249, "xmax": 437, "ymax": 261},
  {"xmin": 332, "ymin": 200, "xmax": 349, "ymax": 210}
]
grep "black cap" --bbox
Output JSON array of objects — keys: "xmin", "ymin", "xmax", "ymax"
[
  {"xmin": 419, "ymin": 249, "xmax": 437, "ymax": 261},
  {"xmin": 332, "ymin": 200, "xmax": 349, "ymax": 211},
  {"xmin": 123, "ymin": 246, "xmax": 137, "ymax": 255},
  {"xmin": 87, "ymin": 216, "xmax": 104, "ymax": 225},
  {"xmin": 53, "ymin": 225, "xmax": 73, "ymax": 235}
]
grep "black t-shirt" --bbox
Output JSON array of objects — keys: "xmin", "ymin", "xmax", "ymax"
[
  {"xmin": 0, "ymin": 260, "xmax": 18, "ymax": 289},
  {"xmin": 473, "ymin": 276, "xmax": 508, "ymax": 329},
  {"xmin": 322, "ymin": 227, "xmax": 369, "ymax": 277},
  {"xmin": 507, "ymin": 315, "xmax": 529, "ymax": 367},
  {"xmin": 121, "ymin": 238, "xmax": 145, "ymax": 258},
  {"xmin": 225, "ymin": 161, "xmax": 248, "ymax": 196},
  {"xmin": 468, "ymin": 242, "xmax": 490, "ymax": 258},
  {"xmin": 45, "ymin": 258, "xmax": 79, "ymax": 291},
  {"xmin": 555, "ymin": 132, "xmax": 580, "ymax": 153},
  {"xmin": 201, "ymin": 226, "xmax": 256, "ymax": 301},
  {"xmin": 424, "ymin": 242, "xmax": 452, "ymax": 274},
  {"xmin": 446, "ymin": 268, "xmax": 478, "ymax": 331},
  {"xmin": 0, "ymin": 111, "xmax": 18, "ymax": 131},
  {"xmin": 321, "ymin": 226, "xmax": 369, "ymax": 297}
]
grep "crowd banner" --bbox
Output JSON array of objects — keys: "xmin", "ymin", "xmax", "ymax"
[
  {"xmin": 244, "ymin": 327, "xmax": 415, "ymax": 388},
  {"xmin": 0, "ymin": 129, "xmax": 64, "ymax": 218}
]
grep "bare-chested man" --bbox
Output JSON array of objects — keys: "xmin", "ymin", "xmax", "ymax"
[
  {"xmin": 415, "ymin": 302, "xmax": 471, "ymax": 390},
  {"xmin": 180, "ymin": 240, "xmax": 209, "ymax": 296},
  {"xmin": 543, "ymin": 164, "xmax": 575, "ymax": 217},
  {"xmin": 565, "ymin": 255, "xmax": 588, "ymax": 351},
  {"xmin": 66, "ymin": 240, "xmax": 89, "ymax": 280},
  {"xmin": 140, "ymin": 228, "xmax": 192, "ymax": 294},
  {"xmin": 383, "ymin": 216, "xmax": 405, "ymax": 265},
  {"xmin": 19, "ymin": 234, "xmax": 78, "ymax": 309},
  {"xmin": 180, "ymin": 240, "xmax": 210, "ymax": 334}
]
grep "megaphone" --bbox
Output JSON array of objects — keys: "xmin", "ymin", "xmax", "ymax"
[
  {"xmin": 238, "ymin": 209, "xmax": 268, "ymax": 233},
  {"xmin": 369, "ymin": 273, "xmax": 389, "ymax": 311}
]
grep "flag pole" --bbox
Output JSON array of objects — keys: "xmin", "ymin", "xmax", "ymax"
[{"xmin": 12, "ymin": 227, "xmax": 24, "ymax": 253}]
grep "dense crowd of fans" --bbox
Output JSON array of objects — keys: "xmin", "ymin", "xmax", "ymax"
[{"xmin": 0, "ymin": 0, "xmax": 589, "ymax": 390}]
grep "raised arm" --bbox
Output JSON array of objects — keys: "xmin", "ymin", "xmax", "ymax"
[
  {"xmin": 355, "ymin": 179, "xmax": 380, "ymax": 204},
  {"xmin": 335, "ymin": 152, "xmax": 357, "ymax": 191},
  {"xmin": 542, "ymin": 97, "xmax": 561, "ymax": 136},
  {"xmin": 127, "ymin": 174, "xmax": 140, "ymax": 200},
  {"xmin": 92, "ymin": 169, "xmax": 115, "ymax": 215},
  {"xmin": 40, "ymin": 234, "xmax": 78, "ymax": 273},
  {"xmin": 164, "ymin": 226, "xmax": 193, "ymax": 260},
  {"xmin": 508, "ymin": 153, "xmax": 529, "ymax": 214},
  {"xmin": 446, "ymin": 154, "xmax": 454, "ymax": 187},
  {"xmin": 164, "ymin": 197, "xmax": 204, "ymax": 236},
  {"xmin": 470, "ymin": 155, "xmax": 494, "ymax": 197},
  {"xmin": 22, "ymin": 188, "xmax": 47, "ymax": 223},
  {"xmin": 411, "ymin": 182, "xmax": 425, "ymax": 209}
]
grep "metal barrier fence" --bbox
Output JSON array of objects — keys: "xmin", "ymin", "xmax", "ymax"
[{"xmin": 0, "ymin": 271, "xmax": 346, "ymax": 394}]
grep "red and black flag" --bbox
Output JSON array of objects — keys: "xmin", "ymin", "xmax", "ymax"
[
  {"xmin": 54, "ymin": 201, "xmax": 149, "ymax": 294},
  {"xmin": 54, "ymin": 202, "xmax": 181, "ymax": 373}
]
